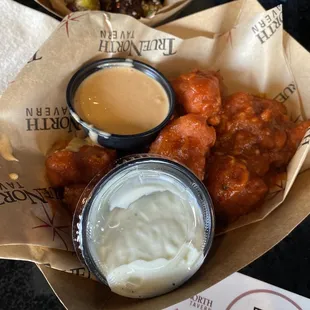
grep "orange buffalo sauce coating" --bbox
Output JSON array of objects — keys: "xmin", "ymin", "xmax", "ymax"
[
  {"xmin": 215, "ymin": 92, "xmax": 310, "ymax": 172},
  {"xmin": 206, "ymin": 92, "xmax": 310, "ymax": 224},
  {"xmin": 63, "ymin": 184, "xmax": 88, "ymax": 214},
  {"xmin": 46, "ymin": 145, "xmax": 116, "ymax": 187},
  {"xmin": 44, "ymin": 69, "xmax": 310, "ymax": 225},
  {"xmin": 149, "ymin": 114, "xmax": 216, "ymax": 180},
  {"xmin": 172, "ymin": 70, "xmax": 222, "ymax": 126},
  {"xmin": 45, "ymin": 144, "xmax": 116, "ymax": 213},
  {"xmin": 206, "ymin": 155, "xmax": 268, "ymax": 225}
]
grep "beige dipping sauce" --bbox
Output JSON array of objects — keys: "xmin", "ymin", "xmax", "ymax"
[{"xmin": 74, "ymin": 67, "xmax": 169, "ymax": 135}]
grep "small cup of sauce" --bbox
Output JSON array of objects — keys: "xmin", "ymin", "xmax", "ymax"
[
  {"xmin": 67, "ymin": 58, "xmax": 175, "ymax": 150},
  {"xmin": 73, "ymin": 154, "xmax": 215, "ymax": 299}
]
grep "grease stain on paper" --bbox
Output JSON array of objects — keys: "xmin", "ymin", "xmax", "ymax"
[
  {"xmin": 8, "ymin": 173, "xmax": 19, "ymax": 180},
  {"xmin": 0, "ymin": 133, "xmax": 18, "ymax": 162}
]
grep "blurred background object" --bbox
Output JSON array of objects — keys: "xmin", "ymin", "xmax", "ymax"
[{"xmin": 15, "ymin": 0, "xmax": 310, "ymax": 51}]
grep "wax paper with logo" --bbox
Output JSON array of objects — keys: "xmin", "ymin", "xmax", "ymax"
[{"xmin": 1, "ymin": 0, "xmax": 310, "ymax": 308}]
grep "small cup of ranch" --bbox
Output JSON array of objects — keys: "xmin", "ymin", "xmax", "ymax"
[
  {"xmin": 73, "ymin": 154, "xmax": 215, "ymax": 299},
  {"xmin": 66, "ymin": 58, "xmax": 175, "ymax": 150}
]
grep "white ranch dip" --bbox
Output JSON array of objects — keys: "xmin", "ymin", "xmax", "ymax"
[{"xmin": 86, "ymin": 165, "xmax": 206, "ymax": 298}]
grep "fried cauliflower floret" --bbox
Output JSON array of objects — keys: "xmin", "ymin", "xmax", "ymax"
[
  {"xmin": 63, "ymin": 184, "xmax": 87, "ymax": 214},
  {"xmin": 45, "ymin": 144, "xmax": 116, "ymax": 187},
  {"xmin": 206, "ymin": 155, "xmax": 268, "ymax": 224},
  {"xmin": 171, "ymin": 70, "xmax": 222, "ymax": 125},
  {"xmin": 215, "ymin": 92, "xmax": 310, "ymax": 175},
  {"xmin": 45, "ymin": 150, "xmax": 79, "ymax": 187},
  {"xmin": 149, "ymin": 114, "xmax": 216, "ymax": 180}
]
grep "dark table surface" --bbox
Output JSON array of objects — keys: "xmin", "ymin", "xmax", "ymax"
[{"xmin": 2, "ymin": 0, "xmax": 310, "ymax": 309}]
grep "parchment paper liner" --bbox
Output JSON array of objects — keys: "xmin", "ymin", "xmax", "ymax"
[{"xmin": 1, "ymin": 0, "xmax": 310, "ymax": 308}]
